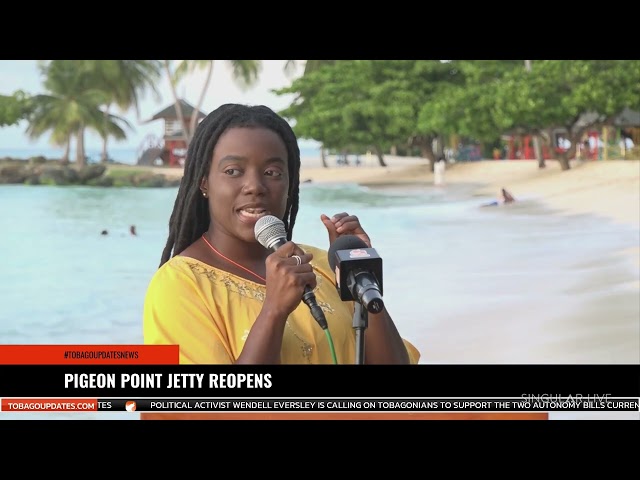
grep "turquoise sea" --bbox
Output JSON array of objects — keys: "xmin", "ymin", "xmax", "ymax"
[
  {"xmin": 0, "ymin": 181, "xmax": 638, "ymax": 419},
  {"xmin": 0, "ymin": 145, "xmax": 322, "ymax": 164}
]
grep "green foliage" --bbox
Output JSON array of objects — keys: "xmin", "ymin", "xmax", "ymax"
[
  {"xmin": 105, "ymin": 167, "xmax": 148, "ymax": 179},
  {"xmin": 276, "ymin": 60, "xmax": 640, "ymax": 157},
  {"xmin": 486, "ymin": 60, "xmax": 640, "ymax": 141},
  {"xmin": 275, "ymin": 60, "xmax": 458, "ymax": 152},
  {"xmin": 419, "ymin": 61, "xmax": 524, "ymax": 142},
  {"xmin": 105, "ymin": 167, "xmax": 167, "ymax": 187},
  {"xmin": 0, "ymin": 91, "xmax": 32, "ymax": 126}
]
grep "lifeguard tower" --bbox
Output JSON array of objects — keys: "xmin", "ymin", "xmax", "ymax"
[{"xmin": 137, "ymin": 99, "xmax": 207, "ymax": 167}]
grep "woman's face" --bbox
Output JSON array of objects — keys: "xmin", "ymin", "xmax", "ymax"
[{"xmin": 201, "ymin": 126, "xmax": 290, "ymax": 244}]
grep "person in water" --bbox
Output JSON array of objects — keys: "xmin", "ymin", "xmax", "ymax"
[{"xmin": 481, "ymin": 188, "xmax": 516, "ymax": 207}]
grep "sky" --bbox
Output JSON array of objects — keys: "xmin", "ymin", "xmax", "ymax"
[{"xmin": 0, "ymin": 60, "xmax": 320, "ymax": 151}]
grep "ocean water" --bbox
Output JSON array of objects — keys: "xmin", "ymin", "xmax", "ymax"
[
  {"xmin": 0, "ymin": 145, "xmax": 321, "ymax": 165},
  {"xmin": 0, "ymin": 182, "xmax": 638, "ymax": 420}
]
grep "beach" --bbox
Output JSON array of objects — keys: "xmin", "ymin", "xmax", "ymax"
[
  {"xmin": 300, "ymin": 156, "xmax": 640, "ymax": 263},
  {"xmin": 300, "ymin": 157, "xmax": 640, "ymax": 226},
  {"xmin": 312, "ymin": 157, "xmax": 639, "ymax": 366},
  {"xmin": 143, "ymin": 155, "xmax": 639, "ymax": 270}
]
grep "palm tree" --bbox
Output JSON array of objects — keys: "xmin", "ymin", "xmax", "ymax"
[
  {"xmin": 26, "ymin": 95, "xmax": 75, "ymax": 162},
  {"xmin": 165, "ymin": 60, "xmax": 262, "ymax": 146},
  {"xmin": 92, "ymin": 112, "xmax": 134, "ymax": 159},
  {"xmin": 27, "ymin": 61, "xmax": 130, "ymax": 167},
  {"xmin": 86, "ymin": 60, "xmax": 162, "ymax": 162}
]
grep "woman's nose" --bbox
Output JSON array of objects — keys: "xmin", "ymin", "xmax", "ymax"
[{"xmin": 242, "ymin": 170, "xmax": 267, "ymax": 195}]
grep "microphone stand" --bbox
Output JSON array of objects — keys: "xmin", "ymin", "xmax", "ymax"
[{"xmin": 353, "ymin": 302, "xmax": 368, "ymax": 364}]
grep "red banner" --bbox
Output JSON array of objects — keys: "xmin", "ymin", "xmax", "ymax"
[
  {"xmin": 0, "ymin": 345, "xmax": 179, "ymax": 364},
  {"xmin": 1, "ymin": 398, "xmax": 98, "ymax": 411}
]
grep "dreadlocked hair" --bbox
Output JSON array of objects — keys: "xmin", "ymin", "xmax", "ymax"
[{"xmin": 159, "ymin": 103, "xmax": 301, "ymax": 267}]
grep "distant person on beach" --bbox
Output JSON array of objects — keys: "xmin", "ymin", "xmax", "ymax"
[
  {"xmin": 481, "ymin": 187, "xmax": 516, "ymax": 207},
  {"xmin": 501, "ymin": 188, "xmax": 515, "ymax": 203},
  {"xmin": 142, "ymin": 103, "xmax": 419, "ymax": 368},
  {"xmin": 581, "ymin": 139, "xmax": 590, "ymax": 160},
  {"xmin": 130, "ymin": 225, "xmax": 137, "ymax": 236},
  {"xmin": 433, "ymin": 155, "xmax": 446, "ymax": 186}
]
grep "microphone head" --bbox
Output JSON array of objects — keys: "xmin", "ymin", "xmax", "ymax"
[
  {"xmin": 255, "ymin": 215, "xmax": 287, "ymax": 249},
  {"xmin": 327, "ymin": 235, "xmax": 368, "ymax": 271}
]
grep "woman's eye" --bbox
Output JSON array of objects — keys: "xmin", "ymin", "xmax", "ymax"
[
  {"xmin": 265, "ymin": 169, "xmax": 283, "ymax": 177},
  {"xmin": 224, "ymin": 168, "xmax": 241, "ymax": 176}
]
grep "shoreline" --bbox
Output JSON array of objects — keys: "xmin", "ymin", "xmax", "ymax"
[
  {"xmin": 145, "ymin": 156, "xmax": 639, "ymax": 269},
  {"xmin": 302, "ymin": 158, "xmax": 640, "ymax": 228},
  {"xmin": 144, "ymin": 156, "xmax": 639, "ymax": 230},
  {"xmin": 304, "ymin": 158, "xmax": 640, "ymax": 271}
]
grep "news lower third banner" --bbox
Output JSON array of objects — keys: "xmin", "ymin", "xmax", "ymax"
[
  {"xmin": 0, "ymin": 397, "xmax": 638, "ymax": 414},
  {"xmin": 0, "ymin": 346, "xmax": 638, "ymax": 414}
]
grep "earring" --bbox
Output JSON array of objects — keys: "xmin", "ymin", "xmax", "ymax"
[{"xmin": 202, "ymin": 192, "xmax": 208, "ymax": 198}]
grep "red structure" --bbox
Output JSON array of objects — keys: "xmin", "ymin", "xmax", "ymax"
[
  {"xmin": 504, "ymin": 135, "xmax": 552, "ymax": 160},
  {"xmin": 139, "ymin": 99, "xmax": 207, "ymax": 167}
]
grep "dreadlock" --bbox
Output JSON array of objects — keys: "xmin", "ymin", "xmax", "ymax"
[{"xmin": 159, "ymin": 104, "xmax": 301, "ymax": 267}]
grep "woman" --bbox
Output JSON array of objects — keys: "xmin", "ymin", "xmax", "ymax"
[{"xmin": 143, "ymin": 104, "xmax": 419, "ymax": 365}]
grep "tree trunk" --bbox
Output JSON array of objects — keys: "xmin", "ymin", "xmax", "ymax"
[
  {"xmin": 101, "ymin": 107, "xmax": 110, "ymax": 163},
  {"xmin": 409, "ymin": 135, "xmax": 436, "ymax": 171},
  {"xmin": 373, "ymin": 146, "xmax": 387, "ymax": 167},
  {"xmin": 558, "ymin": 155, "xmax": 571, "ymax": 170},
  {"xmin": 524, "ymin": 61, "xmax": 545, "ymax": 169},
  {"xmin": 61, "ymin": 137, "xmax": 70, "ymax": 164},
  {"xmin": 558, "ymin": 141, "xmax": 574, "ymax": 170},
  {"xmin": 189, "ymin": 61, "xmax": 214, "ymax": 143},
  {"xmin": 320, "ymin": 145, "xmax": 328, "ymax": 168},
  {"xmin": 418, "ymin": 141, "xmax": 435, "ymax": 172},
  {"xmin": 435, "ymin": 135, "xmax": 445, "ymax": 159},
  {"xmin": 76, "ymin": 128, "xmax": 86, "ymax": 168},
  {"xmin": 101, "ymin": 137, "xmax": 108, "ymax": 163},
  {"xmin": 533, "ymin": 134, "xmax": 545, "ymax": 169},
  {"xmin": 164, "ymin": 61, "xmax": 190, "ymax": 147}
]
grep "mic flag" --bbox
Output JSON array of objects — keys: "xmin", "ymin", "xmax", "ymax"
[{"xmin": 327, "ymin": 235, "xmax": 384, "ymax": 313}]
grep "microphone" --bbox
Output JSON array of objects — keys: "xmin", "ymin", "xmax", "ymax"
[
  {"xmin": 255, "ymin": 215, "xmax": 328, "ymax": 330},
  {"xmin": 327, "ymin": 235, "xmax": 384, "ymax": 313}
]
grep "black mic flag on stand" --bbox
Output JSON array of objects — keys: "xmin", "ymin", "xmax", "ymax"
[{"xmin": 327, "ymin": 235, "xmax": 384, "ymax": 313}]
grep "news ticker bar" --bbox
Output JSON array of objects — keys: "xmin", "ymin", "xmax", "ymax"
[{"xmin": 2, "ymin": 398, "xmax": 639, "ymax": 413}]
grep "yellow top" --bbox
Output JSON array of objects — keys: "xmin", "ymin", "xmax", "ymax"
[{"xmin": 143, "ymin": 244, "xmax": 420, "ymax": 365}]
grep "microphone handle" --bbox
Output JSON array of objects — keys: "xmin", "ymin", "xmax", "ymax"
[{"xmin": 302, "ymin": 288, "xmax": 328, "ymax": 330}]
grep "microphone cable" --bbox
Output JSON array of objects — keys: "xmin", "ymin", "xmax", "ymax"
[
  {"xmin": 324, "ymin": 328, "xmax": 338, "ymax": 365},
  {"xmin": 305, "ymin": 287, "xmax": 337, "ymax": 364}
]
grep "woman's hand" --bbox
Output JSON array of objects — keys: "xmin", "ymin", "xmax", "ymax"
[
  {"xmin": 321, "ymin": 212, "xmax": 372, "ymax": 248},
  {"xmin": 262, "ymin": 241, "xmax": 316, "ymax": 320}
]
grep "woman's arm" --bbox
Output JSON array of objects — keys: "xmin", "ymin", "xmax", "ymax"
[{"xmin": 364, "ymin": 308, "xmax": 411, "ymax": 364}]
